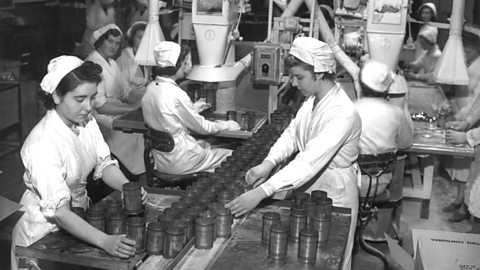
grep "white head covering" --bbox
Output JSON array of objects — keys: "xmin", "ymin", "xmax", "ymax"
[
  {"xmin": 126, "ymin": 21, "xmax": 147, "ymax": 39},
  {"xmin": 418, "ymin": 25, "xmax": 438, "ymax": 44},
  {"xmin": 92, "ymin": 23, "xmax": 123, "ymax": 43},
  {"xmin": 40, "ymin": 56, "xmax": 84, "ymax": 94},
  {"xmin": 154, "ymin": 41, "xmax": 181, "ymax": 67},
  {"xmin": 389, "ymin": 74, "xmax": 408, "ymax": 94},
  {"xmin": 360, "ymin": 60, "xmax": 394, "ymax": 93},
  {"xmin": 289, "ymin": 37, "xmax": 336, "ymax": 73},
  {"xmin": 418, "ymin": 2, "xmax": 437, "ymax": 19}
]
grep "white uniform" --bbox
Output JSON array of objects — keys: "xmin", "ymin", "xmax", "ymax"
[
  {"xmin": 87, "ymin": 50, "xmax": 145, "ymax": 175},
  {"xmin": 11, "ymin": 110, "xmax": 117, "ymax": 270},
  {"xmin": 141, "ymin": 76, "xmax": 231, "ymax": 174},
  {"xmin": 355, "ymin": 98, "xmax": 413, "ymax": 196},
  {"xmin": 410, "ymin": 44, "xmax": 442, "ymax": 84},
  {"xmin": 116, "ymin": 47, "xmax": 149, "ymax": 92},
  {"xmin": 260, "ymin": 85, "xmax": 361, "ymax": 270}
]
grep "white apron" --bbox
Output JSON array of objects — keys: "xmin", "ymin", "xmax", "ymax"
[
  {"xmin": 141, "ymin": 77, "xmax": 231, "ymax": 174},
  {"xmin": 11, "ymin": 110, "xmax": 116, "ymax": 270},
  {"xmin": 87, "ymin": 51, "xmax": 145, "ymax": 175}
]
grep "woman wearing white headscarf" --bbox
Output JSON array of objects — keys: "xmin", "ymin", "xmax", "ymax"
[
  {"xmin": 227, "ymin": 37, "xmax": 361, "ymax": 270},
  {"xmin": 10, "ymin": 56, "xmax": 147, "ymax": 270},
  {"xmin": 415, "ymin": 3, "xmax": 438, "ymax": 59},
  {"xmin": 87, "ymin": 24, "xmax": 145, "ymax": 177},
  {"xmin": 141, "ymin": 41, "xmax": 241, "ymax": 175}
]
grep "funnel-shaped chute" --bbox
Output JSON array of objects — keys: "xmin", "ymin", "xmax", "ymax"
[
  {"xmin": 432, "ymin": 0, "xmax": 469, "ymax": 85},
  {"xmin": 135, "ymin": 0, "xmax": 166, "ymax": 66}
]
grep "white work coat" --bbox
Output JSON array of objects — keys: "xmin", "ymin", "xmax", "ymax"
[
  {"xmin": 11, "ymin": 110, "xmax": 117, "ymax": 270},
  {"xmin": 414, "ymin": 24, "xmax": 438, "ymax": 59},
  {"xmin": 410, "ymin": 44, "xmax": 441, "ymax": 84},
  {"xmin": 87, "ymin": 50, "xmax": 145, "ymax": 175},
  {"xmin": 116, "ymin": 47, "xmax": 149, "ymax": 92},
  {"xmin": 141, "ymin": 76, "xmax": 231, "ymax": 174},
  {"xmin": 260, "ymin": 85, "xmax": 361, "ymax": 270}
]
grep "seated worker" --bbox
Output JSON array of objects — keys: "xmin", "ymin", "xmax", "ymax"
[
  {"xmin": 11, "ymin": 56, "xmax": 147, "ymax": 270},
  {"xmin": 117, "ymin": 21, "xmax": 150, "ymax": 93},
  {"xmin": 404, "ymin": 25, "xmax": 441, "ymax": 84},
  {"xmin": 414, "ymin": 2, "xmax": 437, "ymax": 58},
  {"xmin": 356, "ymin": 60, "xmax": 413, "ymax": 197},
  {"xmin": 87, "ymin": 24, "xmax": 145, "ymax": 179},
  {"xmin": 226, "ymin": 37, "xmax": 361, "ymax": 270},
  {"xmin": 141, "ymin": 41, "xmax": 241, "ymax": 175}
]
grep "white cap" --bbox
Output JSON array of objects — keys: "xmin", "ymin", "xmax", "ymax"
[
  {"xmin": 40, "ymin": 56, "xmax": 84, "ymax": 94},
  {"xmin": 126, "ymin": 21, "xmax": 147, "ymax": 39},
  {"xmin": 389, "ymin": 74, "xmax": 407, "ymax": 94},
  {"xmin": 154, "ymin": 41, "xmax": 181, "ymax": 67},
  {"xmin": 418, "ymin": 2, "xmax": 437, "ymax": 18},
  {"xmin": 418, "ymin": 25, "xmax": 438, "ymax": 44},
  {"xmin": 92, "ymin": 23, "xmax": 123, "ymax": 43},
  {"xmin": 289, "ymin": 36, "xmax": 336, "ymax": 73},
  {"xmin": 360, "ymin": 60, "xmax": 394, "ymax": 93}
]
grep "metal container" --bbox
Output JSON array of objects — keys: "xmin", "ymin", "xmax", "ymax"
[
  {"xmin": 298, "ymin": 227, "xmax": 318, "ymax": 264},
  {"xmin": 206, "ymin": 89, "xmax": 216, "ymax": 111},
  {"xmin": 216, "ymin": 191, "xmax": 233, "ymax": 206},
  {"xmin": 289, "ymin": 205, "xmax": 308, "ymax": 243},
  {"xmin": 164, "ymin": 207, "xmax": 182, "ymax": 219},
  {"xmin": 226, "ymin": 110, "xmax": 237, "ymax": 121},
  {"xmin": 293, "ymin": 192, "xmax": 310, "ymax": 205},
  {"xmin": 127, "ymin": 216, "xmax": 146, "ymax": 254},
  {"xmin": 262, "ymin": 212, "xmax": 281, "ymax": 245},
  {"xmin": 157, "ymin": 213, "xmax": 175, "ymax": 228},
  {"xmin": 179, "ymin": 213, "xmax": 196, "ymax": 240},
  {"xmin": 122, "ymin": 182, "xmax": 143, "ymax": 215},
  {"xmin": 71, "ymin": 207, "xmax": 85, "ymax": 219},
  {"xmin": 164, "ymin": 226, "xmax": 185, "ymax": 259},
  {"xmin": 195, "ymin": 217, "xmax": 214, "ymax": 250},
  {"xmin": 107, "ymin": 212, "xmax": 127, "ymax": 235},
  {"xmin": 88, "ymin": 202, "xmax": 105, "ymax": 215},
  {"xmin": 310, "ymin": 216, "xmax": 331, "ymax": 246},
  {"xmin": 246, "ymin": 111, "xmax": 256, "ymax": 131},
  {"xmin": 172, "ymin": 220, "xmax": 189, "ymax": 245},
  {"xmin": 240, "ymin": 113, "xmax": 249, "ymax": 130},
  {"xmin": 314, "ymin": 197, "xmax": 333, "ymax": 220},
  {"xmin": 199, "ymin": 210, "xmax": 218, "ymax": 240},
  {"xmin": 311, "ymin": 190, "xmax": 327, "ymax": 202},
  {"xmin": 268, "ymin": 224, "xmax": 289, "ymax": 262},
  {"xmin": 86, "ymin": 210, "xmax": 105, "ymax": 232},
  {"xmin": 302, "ymin": 198, "xmax": 319, "ymax": 226},
  {"xmin": 216, "ymin": 208, "xmax": 233, "ymax": 238},
  {"xmin": 104, "ymin": 200, "xmax": 122, "ymax": 216},
  {"xmin": 146, "ymin": 222, "xmax": 166, "ymax": 255}
]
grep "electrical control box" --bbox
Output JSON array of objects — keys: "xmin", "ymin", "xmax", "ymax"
[{"xmin": 252, "ymin": 44, "xmax": 282, "ymax": 85}]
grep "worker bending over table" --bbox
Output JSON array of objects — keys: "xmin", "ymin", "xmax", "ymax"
[
  {"xmin": 141, "ymin": 41, "xmax": 241, "ymax": 175},
  {"xmin": 226, "ymin": 37, "xmax": 361, "ymax": 270},
  {"xmin": 11, "ymin": 56, "xmax": 147, "ymax": 270}
]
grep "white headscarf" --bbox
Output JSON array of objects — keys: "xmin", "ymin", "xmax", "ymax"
[
  {"xmin": 418, "ymin": 25, "xmax": 438, "ymax": 44},
  {"xmin": 40, "ymin": 56, "xmax": 84, "ymax": 94},
  {"xmin": 289, "ymin": 36, "xmax": 336, "ymax": 73},
  {"xmin": 360, "ymin": 60, "xmax": 394, "ymax": 93},
  {"xmin": 92, "ymin": 23, "xmax": 123, "ymax": 43},
  {"xmin": 153, "ymin": 41, "xmax": 181, "ymax": 67},
  {"xmin": 418, "ymin": 2, "xmax": 437, "ymax": 19},
  {"xmin": 126, "ymin": 21, "xmax": 147, "ymax": 39}
]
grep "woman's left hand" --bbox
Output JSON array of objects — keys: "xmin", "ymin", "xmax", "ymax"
[
  {"xmin": 140, "ymin": 187, "xmax": 147, "ymax": 204},
  {"xmin": 225, "ymin": 188, "xmax": 268, "ymax": 217}
]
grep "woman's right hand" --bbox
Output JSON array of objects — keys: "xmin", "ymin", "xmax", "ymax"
[
  {"xmin": 245, "ymin": 161, "xmax": 275, "ymax": 188},
  {"xmin": 446, "ymin": 120, "xmax": 470, "ymax": 131},
  {"xmin": 102, "ymin": 234, "xmax": 136, "ymax": 258}
]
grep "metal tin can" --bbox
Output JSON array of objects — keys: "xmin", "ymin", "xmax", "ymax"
[
  {"xmin": 310, "ymin": 216, "xmax": 331, "ymax": 246},
  {"xmin": 71, "ymin": 207, "xmax": 85, "ymax": 219},
  {"xmin": 311, "ymin": 190, "xmax": 328, "ymax": 202},
  {"xmin": 298, "ymin": 227, "xmax": 318, "ymax": 264},
  {"xmin": 216, "ymin": 191, "xmax": 233, "ymax": 206},
  {"xmin": 262, "ymin": 212, "xmax": 281, "ymax": 245},
  {"xmin": 107, "ymin": 212, "xmax": 127, "ymax": 235},
  {"xmin": 86, "ymin": 210, "xmax": 105, "ymax": 232},
  {"xmin": 157, "ymin": 213, "xmax": 175, "ymax": 228},
  {"xmin": 88, "ymin": 202, "xmax": 105, "ymax": 215},
  {"xmin": 216, "ymin": 207, "xmax": 233, "ymax": 238},
  {"xmin": 314, "ymin": 197, "xmax": 333, "ymax": 220},
  {"xmin": 127, "ymin": 216, "xmax": 146, "ymax": 254},
  {"xmin": 240, "ymin": 113, "xmax": 249, "ymax": 130},
  {"xmin": 246, "ymin": 111, "xmax": 256, "ymax": 131},
  {"xmin": 195, "ymin": 217, "xmax": 214, "ymax": 249},
  {"xmin": 172, "ymin": 201, "xmax": 189, "ymax": 212},
  {"xmin": 179, "ymin": 213, "xmax": 196, "ymax": 241},
  {"xmin": 199, "ymin": 210, "xmax": 218, "ymax": 240},
  {"xmin": 122, "ymin": 182, "xmax": 144, "ymax": 215},
  {"xmin": 268, "ymin": 224, "xmax": 289, "ymax": 261},
  {"xmin": 164, "ymin": 226, "xmax": 185, "ymax": 259},
  {"xmin": 226, "ymin": 110, "xmax": 237, "ymax": 121},
  {"xmin": 206, "ymin": 89, "xmax": 216, "ymax": 111},
  {"xmin": 289, "ymin": 204, "xmax": 308, "ymax": 242},
  {"xmin": 302, "ymin": 198, "xmax": 319, "ymax": 226},
  {"xmin": 293, "ymin": 192, "xmax": 310, "ymax": 205},
  {"xmin": 172, "ymin": 220, "xmax": 189, "ymax": 245},
  {"xmin": 146, "ymin": 222, "xmax": 166, "ymax": 255}
]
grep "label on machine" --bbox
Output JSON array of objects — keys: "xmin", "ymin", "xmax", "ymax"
[{"xmin": 252, "ymin": 44, "xmax": 282, "ymax": 85}]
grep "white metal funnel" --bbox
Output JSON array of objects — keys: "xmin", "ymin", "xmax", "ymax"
[
  {"xmin": 432, "ymin": 0, "xmax": 469, "ymax": 85},
  {"xmin": 135, "ymin": 0, "xmax": 166, "ymax": 66}
]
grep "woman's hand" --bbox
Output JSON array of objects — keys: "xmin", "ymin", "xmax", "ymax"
[
  {"xmin": 245, "ymin": 161, "xmax": 274, "ymax": 188},
  {"xmin": 225, "ymin": 188, "xmax": 268, "ymax": 217},
  {"xmin": 102, "ymin": 234, "xmax": 136, "ymax": 258},
  {"xmin": 445, "ymin": 130, "xmax": 467, "ymax": 144},
  {"xmin": 140, "ymin": 186, "xmax": 147, "ymax": 204},
  {"xmin": 446, "ymin": 120, "xmax": 470, "ymax": 131}
]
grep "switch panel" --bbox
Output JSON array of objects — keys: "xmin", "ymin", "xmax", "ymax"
[{"xmin": 253, "ymin": 44, "xmax": 282, "ymax": 85}]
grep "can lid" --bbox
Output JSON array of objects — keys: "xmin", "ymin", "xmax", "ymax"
[
  {"xmin": 200, "ymin": 209, "xmax": 217, "ymax": 219},
  {"xmin": 263, "ymin": 212, "xmax": 281, "ymax": 220},
  {"xmin": 127, "ymin": 216, "xmax": 146, "ymax": 226},
  {"xmin": 172, "ymin": 220, "xmax": 188, "ymax": 228},
  {"xmin": 196, "ymin": 217, "xmax": 214, "ymax": 226},
  {"xmin": 122, "ymin": 182, "xmax": 140, "ymax": 191},
  {"xmin": 109, "ymin": 211, "xmax": 127, "ymax": 219},
  {"xmin": 318, "ymin": 197, "xmax": 333, "ymax": 205},
  {"xmin": 290, "ymin": 204, "xmax": 308, "ymax": 216},
  {"xmin": 270, "ymin": 224, "xmax": 288, "ymax": 233},
  {"xmin": 148, "ymin": 221, "xmax": 167, "ymax": 232},
  {"xmin": 311, "ymin": 190, "xmax": 327, "ymax": 200},
  {"xmin": 300, "ymin": 227, "xmax": 318, "ymax": 237},
  {"xmin": 167, "ymin": 226, "xmax": 184, "ymax": 235}
]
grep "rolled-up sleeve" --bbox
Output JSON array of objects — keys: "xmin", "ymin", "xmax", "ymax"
[
  {"xmin": 260, "ymin": 114, "xmax": 356, "ymax": 196},
  {"xmin": 22, "ymin": 143, "xmax": 71, "ymax": 219},
  {"xmin": 466, "ymin": 127, "xmax": 480, "ymax": 147}
]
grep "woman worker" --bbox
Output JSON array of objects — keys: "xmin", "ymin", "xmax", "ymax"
[
  {"xmin": 117, "ymin": 21, "xmax": 149, "ymax": 92},
  {"xmin": 404, "ymin": 25, "xmax": 442, "ymax": 84},
  {"xmin": 87, "ymin": 23, "xmax": 145, "ymax": 178},
  {"xmin": 141, "ymin": 41, "xmax": 241, "ymax": 175},
  {"xmin": 414, "ymin": 3, "xmax": 437, "ymax": 58},
  {"xmin": 11, "ymin": 56, "xmax": 147, "ymax": 270},
  {"xmin": 226, "ymin": 37, "xmax": 361, "ymax": 270}
]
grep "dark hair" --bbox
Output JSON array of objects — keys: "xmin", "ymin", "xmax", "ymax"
[
  {"xmin": 359, "ymin": 67, "xmax": 388, "ymax": 99},
  {"xmin": 44, "ymin": 61, "xmax": 103, "ymax": 109},
  {"xmin": 153, "ymin": 44, "xmax": 191, "ymax": 77},
  {"xmin": 127, "ymin": 24, "xmax": 146, "ymax": 47},
  {"xmin": 284, "ymin": 54, "xmax": 336, "ymax": 81},
  {"xmin": 93, "ymin": 28, "xmax": 123, "ymax": 50}
]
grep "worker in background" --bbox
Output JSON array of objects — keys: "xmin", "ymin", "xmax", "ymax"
[
  {"xmin": 86, "ymin": 24, "xmax": 145, "ymax": 180},
  {"xmin": 117, "ymin": 21, "xmax": 150, "ymax": 93},
  {"xmin": 414, "ymin": 2, "xmax": 437, "ymax": 59},
  {"xmin": 11, "ymin": 56, "xmax": 147, "ymax": 270},
  {"xmin": 75, "ymin": 0, "xmax": 116, "ymax": 59},
  {"xmin": 404, "ymin": 25, "xmax": 441, "ymax": 85},
  {"xmin": 141, "ymin": 41, "xmax": 241, "ymax": 175},
  {"xmin": 226, "ymin": 37, "xmax": 361, "ymax": 270},
  {"xmin": 356, "ymin": 60, "xmax": 413, "ymax": 197}
]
